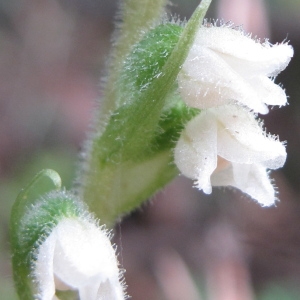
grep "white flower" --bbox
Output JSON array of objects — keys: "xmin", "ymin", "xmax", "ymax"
[
  {"xmin": 34, "ymin": 217, "xmax": 125, "ymax": 300},
  {"xmin": 174, "ymin": 104, "xmax": 286, "ymax": 206},
  {"xmin": 178, "ymin": 25, "xmax": 293, "ymax": 114}
]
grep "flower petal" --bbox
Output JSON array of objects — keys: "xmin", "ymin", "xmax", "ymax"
[
  {"xmin": 194, "ymin": 26, "xmax": 293, "ymax": 76},
  {"xmin": 174, "ymin": 111, "xmax": 218, "ymax": 194},
  {"xmin": 212, "ymin": 105, "xmax": 286, "ymax": 168},
  {"xmin": 211, "ymin": 162, "xmax": 276, "ymax": 206},
  {"xmin": 247, "ymin": 75, "xmax": 288, "ymax": 106},
  {"xmin": 233, "ymin": 163, "xmax": 276, "ymax": 206}
]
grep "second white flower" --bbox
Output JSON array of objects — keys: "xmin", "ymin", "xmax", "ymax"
[{"xmin": 174, "ymin": 104, "xmax": 286, "ymax": 206}]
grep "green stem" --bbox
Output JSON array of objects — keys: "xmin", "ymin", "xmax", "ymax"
[{"xmin": 78, "ymin": 0, "xmax": 211, "ymax": 226}]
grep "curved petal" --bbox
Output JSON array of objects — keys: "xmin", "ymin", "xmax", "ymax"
[
  {"xmin": 232, "ymin": 163, "xmax": 276, "ymax": 206},
  {"xmin": 174, "ymin": 111, "xmax": 218, "ymax": 194},
  {"xmin": 247, "ymin": 75, "xmax": 288, "ymax": 106},
  {"xmin": 213, "ymin": 105, "xmax": 286, "ymax": 168},
  {"xmin": 211, "ymin": 162, "xmax": 276, "ymax": 206},
  {"xmin": 194, "ymin": 26, "xmax": 293, "ymax": 76}
]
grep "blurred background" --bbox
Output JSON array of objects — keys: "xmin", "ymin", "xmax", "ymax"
[{"xmin": 1, "ymin": 0, "xmax": 300, "ymax": 299}]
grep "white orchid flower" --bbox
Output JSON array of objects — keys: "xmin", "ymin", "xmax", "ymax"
[
  {"xmin": 34, "ymin": 217, "xmax": 125, "ymax": 300},
  {"xmin": 178, "ymin": 24, "xmax": 293, "ymax": 114},
  {"xmin": 174, "ymin": 104, "xmax": 286, "ymax": 206}
]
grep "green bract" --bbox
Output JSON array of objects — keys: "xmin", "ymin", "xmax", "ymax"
[
  {"xmin": 119, "ymin": 23, "xmax": 183, "ymax": 105},
  {"xmin": 96, "ymin": 23, "xmax": 184, "ymax": 163}
]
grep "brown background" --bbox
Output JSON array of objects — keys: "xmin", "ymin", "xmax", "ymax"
[{"xmin": 1, "ymin": 0, "xmax": 300, "ymax": 299}]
